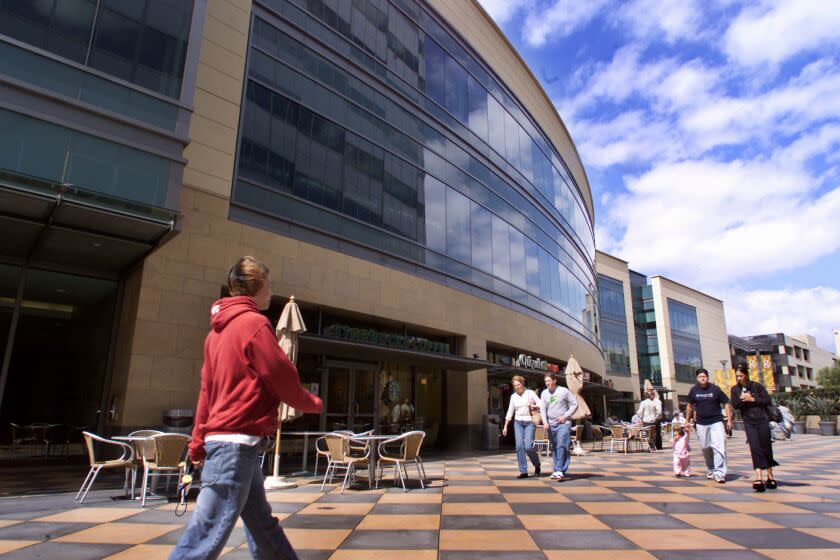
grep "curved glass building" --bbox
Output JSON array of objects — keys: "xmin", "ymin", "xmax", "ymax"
[{"xmin": 0, "ymin": 0, "xmax": 605, "ymax": 450}]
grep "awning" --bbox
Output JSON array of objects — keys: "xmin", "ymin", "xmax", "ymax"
[
  {"xmin": 0, "ymin": 169, "xmax": 178, "ymax": 276},
  {"xmin": 298, "ymin": 333, "xmax": 492, "ymax": 371}
]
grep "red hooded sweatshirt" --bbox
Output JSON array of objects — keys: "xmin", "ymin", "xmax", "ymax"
[{"xmin": 189, "ymin": 296, "xmax": 322, "ymax": 462}]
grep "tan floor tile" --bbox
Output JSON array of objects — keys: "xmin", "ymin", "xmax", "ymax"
[
  {"xmin": 329, "ymin": 551, "xmax": 437, "ymax": 560},
  {"xmin": 828, "ymin": 513, "xmax": 840, "ymax": 519},
  {"xmin": 625, "ymin": 493, "xmax": 701, "ymax": 502},
  {"xmin": 756, "ymin": 493, "xmax": 828, "ymax": 503},
  {"xmin": 298, "ymin": 502, "xmax": 375, "ymax": 516},
  {"xmin": 519, "ymin": 514, "xmax": 609, "ymax": 530},
  {"xmin": 55, "ymin": 523, "xmax": 181, "ymax": 545},
  {"xmin": 628, "ymin": 475, "xmax": 669, "ymax": 481},
  {"xmin": 619, "ymin": 529, "xmax": 742, "ymax": 550},
  {"xmin": 0, "ymin": 520, "xmax": 21, "ymax": 528},
  {"xmin": 553, "ymin": 486, "xmax": 615, "ymax": 494},
  {"xmin": 439, "ymin": 529, "xmax": 538, "ymax": 551},
  {"xmin": 378, "ymin": 493, "xmax": 442, "ymax": 504},
  {"xmin": 0, "ymin": 541, "xmax": 38, "ymax": 554},
  {"xmin": 443, "ymin": 485, "xmax": 499, "ymax": 494},
  {"xmin": 104, "ymin": 544, "xmax": 232, "ymax": 559},
  {"xmin": 34, "ymin": 508, "xmax": 140, "ymax": 523},
  {"xmin": 665, "ymin": 486, "xmax": 736, "ymax": 495},
  {"xmin": 593, "ymin": 480, "xmax": 653, "ymax": 487},
  {"xmin": 446, "ymin": 467, "xmax": 484, "ymax": 472},
  {"xmin": 796, "ymin": 528, "xmax": 840, "ymax": 544},
  {"xmin": 544, "ymin": 551, "xmax": 656, "ymax": 560},
  {"xmin": 284, "ymin": 529, "xmax": 351, "ymax": 550},
  {"xmin": 756, "ymin": 550, "xmax": 840, "ymax": 560},
  {"xmin": 442, "ymin": 503, "xmax": 514, "ymax": 515},
  {"xmin": 494, "ymin": 479, "xmax": 549, "ymax": 486},
  {"xmin": 505, "ymin": 492, "xmax": 571, "ymax": 503},
  {"xmin": 714, "ymin": 501, "xmax": 811, "ymax": 514},
  {"xmin": 577, "ymin": 502, "xmax": 661, "ymax": 515},
  {"xmin": 446, "ymin": 474, "xmax": 490, "ymax": 481},
  {"xmin": 356, "ymin": 514, "xmax": 440, "ymax": 530},
  {"xmin": 672, "ymin": 513, "xmax": 783, "ymax": 529},
  {"xmin": 266, "ymin": 492, "xmax": 324, "ymax": 503}
]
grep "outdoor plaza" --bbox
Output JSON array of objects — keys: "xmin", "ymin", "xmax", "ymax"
[{"xmin": 1, "ymin": 431, "xmax": 839, "ymax": 559}]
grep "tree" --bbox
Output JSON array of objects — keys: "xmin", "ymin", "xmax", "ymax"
[{"xmin": 817, "ymin": 365, "xmax": 840, "ymax": 389}]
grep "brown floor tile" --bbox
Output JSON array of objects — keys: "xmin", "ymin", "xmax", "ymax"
[
  {"xmin": 329, "ymin": 551, "xmax": 437, "ymax": 560},
  {"xmin": 796, "ymin": 528, "xmax": 840, "ymax": 544},
  {"xmin": 443, "ymin": 486, "xmax": 499, "ymax": 494},
  {"xmin": 284, "ymin": 529, "xmax": 351, "ymax": 550},
  {"xmin": 505, "ymin": 493, "xmax": 571, "ymax": 503},
  {"xmin": 446, "ymin": 475, "xmax": 491, "ymax": 481},
  {"xmin": 298, "ymin": 503, "xmax": 376, "ymax": 516},
  {"xmin": 34, "ymin": 508, "xmax": 140, "ymax": 523},
  {"xmin": 0, "ymin": 520, "xmax": 21, "ymax": 528},
  {"xmin": 0, "ymin": 540, "xmax": 39, "ymax": 554},
  {"xmin": 54, "ymin": 522, "xmax": 181, "ymax": 545},
  {"xmin": 378, "ymin": 493, "xmax": 442, "ymax": 504},
  {"xmin": 672, "ymin": 513, "xmax": 783, "ymax": 529},
  {"xmin": 544, "ymin": 551, "xmax": 656, "ymax": 560},
  {"xmin": 266, "ymin": 493, "xmax": 324, "ymax": 503},
  {"xmin": 665, "ymin": 486, "xmax": 736, "ymax": 495},
  {"xmin": 439, "ymin": 529, "xmax": 538, "ymax": 551},
  {"xmin": 619, "ymin": 529, "xmax": 742, "ymax": 550},
  {"xmin": 577, "ymin": 502, "xmax": 661, "ymax": 515},
  {"xmin": 715, "ymin": 502, "xmax": 811, "ymax": 514},
  {"xmin": 593, "ymin": 480, "xmax": 654, "ymax": 488},
  {"xmin": 757, "ymin": 549, "xmax": 840, "ymax": 560},
  {"xmin": 626, "ymin": 493, "xmax": 701, "ymax": 502},
  {"xmin": 756, "ymin": 493, "xmax": 827, "ymax": 503},
  {"xmin": 442, "ymin": 503, "xmax": 514, "ymax": 515},
  {"xmin": 103, "ymin": 544, "xmax": 237, "ymax": 559},
  {"xmin": 518, "ymin": 514, "xmax": 609, "ymax": 530},
  {"xmin": 356, "ymin": 515, "xmax": 440, "ymax": 530},
  {"xmin": 553, "ymin": 486, "xmax": 615, "ymax": 494}
]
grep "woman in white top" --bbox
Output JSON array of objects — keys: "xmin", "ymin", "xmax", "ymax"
[{"xmin": 501, "ymin": 375, "xmax": 542, "ymax": 478}]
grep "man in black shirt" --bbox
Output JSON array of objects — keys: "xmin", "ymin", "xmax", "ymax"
[{"xmin": 686, "ymin": 368, "xmax": 732, "ymax": 483}]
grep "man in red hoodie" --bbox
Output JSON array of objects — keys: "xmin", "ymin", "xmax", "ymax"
[{"xmin": 170, "ymin": 257, "xmax": 322, "ymax": 560}]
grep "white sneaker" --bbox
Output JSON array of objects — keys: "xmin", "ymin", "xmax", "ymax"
[
  {"xmin": 706, "ymin": 472, "xmax": 715, "ymax": 480},
  {"xmin": 551, "ymin": 471, "xmax": 564, "ymax": 480}
]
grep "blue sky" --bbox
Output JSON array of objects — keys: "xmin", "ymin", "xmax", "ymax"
[{"xmin": 478, "ymin": 0, "xmax": 840, "ymax": 352}]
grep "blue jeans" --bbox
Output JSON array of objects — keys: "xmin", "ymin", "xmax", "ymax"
[
  {"xmin": 169, "ymin": 442, "xmax": 298, "ymax": 560},
  {"xmin": 513, "ymin": 420, "xmax": 540, "ymax": 474},
  {"xmin": 547, "ymin": 422, "xmax": 571, "ymax": 474},
  {"xmin": 696, "ymin": 421, "xmax": 727, "ymax": 478}
]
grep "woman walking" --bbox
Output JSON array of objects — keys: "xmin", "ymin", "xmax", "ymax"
[
  {"xmin": 730, "ymin": 364, "xmax": 779, "ymax": 492},
  {"xmin": 502, "ymin": 376, "xmax": 542, "ymax": 478},
  {"xmin": 170, "ymin": 257, "xmax": 323, "ymax": 560}
]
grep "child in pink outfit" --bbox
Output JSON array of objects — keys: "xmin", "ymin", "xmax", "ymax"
[{"xmin": 672, "ymin": 426, "xmax": 691, "ymax": 477}]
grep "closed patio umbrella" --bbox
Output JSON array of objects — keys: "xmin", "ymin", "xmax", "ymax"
[
  {"xmin": 265, "ymin": 296, "xmax": 305, "ymax": 491},
  {"xmin": 565, "ymin": 355, "xmax": 590, "ymax": 456}
]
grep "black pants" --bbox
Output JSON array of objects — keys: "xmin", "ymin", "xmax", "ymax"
[
  {"xmin": 744, "ymin": 420, "xmax": 779, "ymax": 470},
  {"xmin": 644, "ymin": 421, "xmax": 662, "ymax": 450}
]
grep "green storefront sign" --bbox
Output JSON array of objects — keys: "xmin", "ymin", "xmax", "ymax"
[{"xmin": 324, "ymin": 324, "xmax": 450, "ymax": 354}]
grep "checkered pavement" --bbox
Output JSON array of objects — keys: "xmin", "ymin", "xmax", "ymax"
[{"xmin": 1, "ymin": 431, "xmax": 840, "ymax": 559}]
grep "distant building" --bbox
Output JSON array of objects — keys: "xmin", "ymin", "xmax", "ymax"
[
  {"xmin": 729, "ymin": 333, "xmax": 835, "ymax": 391},
  {"xmin": 596, "ymin": 251, "xmax": 730, "ymax": 413}
]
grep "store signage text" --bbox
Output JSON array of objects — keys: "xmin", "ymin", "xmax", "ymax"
[
  {"xmin": 324, "ymin": 324, "xmax": 450, "ymax": 354},
  {"xmin": 515, "ymin": 354, "xmax": 561, "ymax": 372}
]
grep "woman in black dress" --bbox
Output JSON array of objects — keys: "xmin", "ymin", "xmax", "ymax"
[{"xmin": 730, "ymin": 364, "xmax": 779, "ymax": 491}]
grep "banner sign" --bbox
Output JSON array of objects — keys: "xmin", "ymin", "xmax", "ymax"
[
  {"xmin": 323, "ymin": 324, "xmax": 450, "ymax": 354},
  {"xmin": 714, "ymin": 368, "xmax": 736, "ymax": 395},
  {"xmin": 746, "ymin": 354, "xmax": 761, "ymax": 382},
  {"xmin": 760, "ymin": 353, "xmax": 776, "ymax": 392}
]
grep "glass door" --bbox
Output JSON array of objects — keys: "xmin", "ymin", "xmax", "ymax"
[
  {"xmin": 351, "ymin": 368, "xmax": 376, "ymax": 432},
  {"xmin": 323, "ymin": 363, "xmax": 378, "ymax": 433},
  {"xmin": 325, "ymin": 367, "xmax": 350, "ymax": 431}
]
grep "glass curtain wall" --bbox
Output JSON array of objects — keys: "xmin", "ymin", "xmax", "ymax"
[
  {"xmin": 597, "ymin": 274, "xmax": 631, "ymax": 376},
  {"xmin": 667, "ymin": 299, "xmax": 702, "ymax": 382}
]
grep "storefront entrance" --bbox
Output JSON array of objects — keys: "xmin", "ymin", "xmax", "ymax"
[{"xmin": 324, "ymin": 362, "xmax": 378, "ymax": 433}]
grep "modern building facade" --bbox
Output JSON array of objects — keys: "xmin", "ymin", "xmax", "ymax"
[
  {"xmin": 729, "ymin": 332, "xmax": 834, "ymax": 391},
  {"xmin": 0, "ymin": 0, "xmax": 603, "ymax": 450},
  {"xmin": 595, "ymin": 251, "xmax": 731, "ymax": 413}
]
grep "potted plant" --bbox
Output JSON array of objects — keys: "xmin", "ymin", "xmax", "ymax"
[
  {"xmin": 805, "ymin": 395, "xmax": 837, "ymax": 436},
  {"xmin": 786, "ymin": 395, "xmax": 807, "ymax": 435}
]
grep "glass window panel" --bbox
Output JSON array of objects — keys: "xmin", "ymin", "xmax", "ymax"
[
  {"xmin": 486, "ymin": 94, "xmax": 506, "ymax": 156},
  {"xmin": 422, "ymin": 34, "xmax": 446, "ymax": 107},
  {"xmin": 444, "ymin": 55, "xmax": 467, "ymax": 123},
  {"xmin": 467, "ymin": 75, "xmax": 488, "ymax": 141},
  {"xmin": 519, "ymin": 127, "xmax": 533, "ymax": 183},
  {"xmin": 445, "ymin": 186, "xmax": 470, "ymax": 263},
  {"xmin": 668, "ymin": 299, "xmax": 700, "ymax": 337},
  {"xmin": 0, "ymin": 108, "xmax": 68, "ymax": 182},
  {"xmin": 383, "ymin": 153, "xmax": 419, "ymax": 240},
  {"xmin": 504, "ymin": 110, "xmax": 520, "ymax": 169},
  {"xmin": 491, "ymin": 215, "xmax": 510, "ymax": 281},
  {"xmin": 89, "ymin": 8, "xmax": 141, "ymax": 83},
  {"xmin": 509, "ymin": 228, "xmax": 526, "ymax": 288},
  {"xmin": 424, "ymin": 175, "xmax": 446, "ymax": 252},
  {"xmin": 469, "ymin": 201, "xmax": 492, "ymax": 274},
  {"xmin": 525, "ymin": 237, "xmax": 540, "ymax": 295}
]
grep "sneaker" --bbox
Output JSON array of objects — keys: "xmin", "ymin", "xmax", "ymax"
[
  {"xmin": 714, "ymin": 475, "xmax": 726, "ymax": 484},
  {"xmin": 706, "ymin": 472, "xmax": 715, "ymax": 480},
  {"xmin": 674, "ymin": 473, "xmax": 682, "ymax": 478},
  {"xmin": 517, "ymin": 473, "xmax": 529, "ymax": 479},
  {"xmin": 554, "ymin": 471, "xmax": 564, "ymax": 481},
  {"xmin": 534, "ymin": 464, "xmax": 541, "ymax": 477}
]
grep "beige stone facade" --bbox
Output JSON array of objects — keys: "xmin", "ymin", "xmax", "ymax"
[{"xmin": 106, "ymin": 0, "xmax": 603, "ymax": 448}]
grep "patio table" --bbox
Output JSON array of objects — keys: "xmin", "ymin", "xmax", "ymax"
[
  {"xmin": 113, "ymin": 434, "xmax": 190, "ymax": 500},
  {"xmin": 282, "ymin": 431, "xmax": 329, "ymax": 475},
  {"xmin": 349, "ymin": 434, "xmax": 402, "ymax": 489}
]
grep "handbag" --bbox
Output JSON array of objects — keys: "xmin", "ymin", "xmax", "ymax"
[{"xmin": 766, "ymin": 403, "xmax": 782, "ymax": 423}]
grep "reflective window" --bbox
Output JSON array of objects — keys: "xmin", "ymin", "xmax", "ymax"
[
  {"xmin": 0, "ymin": 0, "xmax": 96, "ymax": 63},
  {"xmin": 421, "ymin": 34, "xmax": 445, "ymax": 107},
  {"xmin": 597, "ymin": 274, "xmax": 627, "ymax": 321},
  {"xmin": 342, "ymin": 133, "xmax": 383, "ymax": 225},
  {"xmin": 668, "ymin": 298, "xmax": 702, "ymax": 381},
  {"xmin": 445, "ymin": 186, "xmax": 470, "ymax": 263},
  {"xmin": 509, "ymin": 228, "xmax": 526, "ymax": 289},
  {"xmin": 486, "ymin": 94, "xmax": 506, "ymax": 156},
  {"xmin": 668, "ymin": 299, "xmax": 700, "ymax": 337},
  {"xmin": 444, "ymin": 55, "xmax": 467, "ymax": 123},
  {"xmin": 469, "ymin": 201, "xmax": 492, "ymax": 274},
  {"xmin": 423, "ymin": 175, "xmax": 446, "ymax": 252},
  {"xmin": 467, "ymin": 76, "xmax": 487, "ymax": 141},
  {"xmin": 491, "ymin": 215, "xmax": 510, "ymax": 282}
]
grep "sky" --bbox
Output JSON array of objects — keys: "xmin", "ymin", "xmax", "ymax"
[{"xmin": 478, "ymin": 0, "xmax": 840, "ymax": 352}]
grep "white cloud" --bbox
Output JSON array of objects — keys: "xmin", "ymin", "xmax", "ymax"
[
  {"xmin": 477, "ymin": 0, "xmax": 527, "ymax": 24},
  {"xmin": 615, "ymin": 0, "xmax": 704, "ymax": 43},
  {"xmin": 522, "ymin": 0, "xmax": 609, "ymax": 47},
  {"xmin": 725, "ymin": 287, "xmax": 840, "ymax": 352},
  {"xmin": 572, "ymin": 111, "xmax": 683, "ymax": 167},
  {"xmin": 725, "ymin": 0, "xmax": 840, "ymax": 66}
]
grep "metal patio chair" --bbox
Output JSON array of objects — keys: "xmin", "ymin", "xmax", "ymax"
[
  {"xmin": 76, "ymin": 432, "xmax": 136, "ymax": 504},
  {"xmin": 376, "ymin": 430, "xmax": 426, "ymax": 491},
  {"xmin": 534, "ymin": 424, "xmax": 550, "ymax": 457},
  {"xmin": 609, "ymin": 425, "xmax": 629, "ymax": 454},
  {"xmin": 139, "ymin": 433, "xmax": 190, "ymax": 506},
  {"xmin": 320, "ymin": 433, "xmax": 370, "ymax": 494}
]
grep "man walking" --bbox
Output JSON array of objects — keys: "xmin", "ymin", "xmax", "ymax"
[
  {"xmin": 638, "ymin": 388, "xmax": 663, "ymax": 449},
  {"xmin": 686, "ymin": 368, "xmax": 732, "ymax": 483},
  {"xmin": 538, "ymin": 372, "xmax": 578, "ymax": 480}
]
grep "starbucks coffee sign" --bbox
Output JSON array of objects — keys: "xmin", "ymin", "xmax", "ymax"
[
  {"xmin": 515, "ymin": 354, "xmax": 561, "ymax": 372},
  {"xmin": 324, "ymin": 324, "xmax": 450, "ymax": 354}
]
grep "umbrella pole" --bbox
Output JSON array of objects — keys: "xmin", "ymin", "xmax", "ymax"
[{"xmin": 264, "ymin": 414, "xmax": 297, "ymax": 490}]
